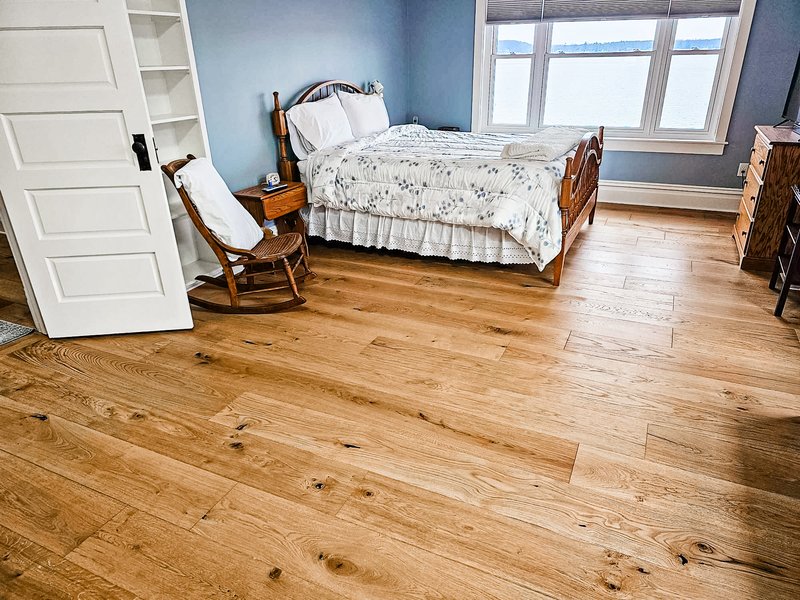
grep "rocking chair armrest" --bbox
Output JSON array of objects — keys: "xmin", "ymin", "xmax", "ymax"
[
  {"xmin": 215, "ymin": 237, "xmax": 261, "ymax": 260},
  {"xmin": 261, "ymin": 226, "xmax": 275, "ymax": 238}
]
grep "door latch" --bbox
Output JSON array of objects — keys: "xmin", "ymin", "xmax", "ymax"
[{"xmin": 131, "ymin": 134, "xmax": 152, "ymax": 171}]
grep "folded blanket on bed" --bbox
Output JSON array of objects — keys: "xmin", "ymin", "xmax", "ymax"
[{"xmin": 500, "ymin": 127, "xmax": 587, "ymax": 161}]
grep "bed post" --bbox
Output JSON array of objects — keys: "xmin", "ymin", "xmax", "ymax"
[
  {"xmin": 553, "ymin": 155, "xmax": 574, "ymax": 287},
  {"xmin": 272, "ymin": 91, "xmax": 299, "ymax": 182},
  {"xmin": 589, "ymin": 126, "xmax": 604, "ymax": 225}
]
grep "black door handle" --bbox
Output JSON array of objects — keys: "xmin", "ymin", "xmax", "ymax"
[{"xmin": 131, "ymin": 134, "xmax": 152, "ymax": 171}]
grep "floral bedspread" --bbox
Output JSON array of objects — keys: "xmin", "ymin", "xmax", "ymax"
[{"xmin": 304, "ymin": 125, "xmax": 573, "ymax": 268}]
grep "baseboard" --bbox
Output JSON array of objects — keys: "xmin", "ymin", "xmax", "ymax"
[{"xmin": 597, "ymin": 179, "xmax": 741, "ymax": 213}]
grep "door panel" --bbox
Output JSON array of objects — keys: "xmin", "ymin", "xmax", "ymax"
[
  {"xmin": 3, "ymin": 111, "xmax": 132, "ymax": 168},
  {"xmin": 0, "ymin": 0, "xmax": 193, "ymax": 337},
  {"xmin": 26, "ymin": 187, "xmax": 150, "ymax": 238},
  {"xmin": 0, "ymin": 28, "xmax": 117, "ymax": 88},
  {"xmin": 48, "ymin": 253, "xmax": 163, "ymax": 300}
]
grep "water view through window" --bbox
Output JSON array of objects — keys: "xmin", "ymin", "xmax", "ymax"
[{"xmin": 490, "ymin": 18, "xmax": 726, "ymax": 130}]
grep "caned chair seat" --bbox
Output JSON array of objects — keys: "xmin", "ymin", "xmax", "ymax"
[
  {"xmin": 244, "ymin": 231, "xmax": 304, "ymax": 263},
  {"xmin": 161, "ymin": 155, "xmax": 315, "ymax": 314}
]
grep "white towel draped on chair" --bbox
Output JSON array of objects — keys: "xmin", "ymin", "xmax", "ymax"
[{"xmin": 174, "ymin": 158, "xmax": 263, "ymax": 252}]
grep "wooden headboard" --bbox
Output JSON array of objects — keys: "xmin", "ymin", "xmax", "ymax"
[{"xmin": 272, "ymin": 80, "xmax": 366, "ymax": 182}]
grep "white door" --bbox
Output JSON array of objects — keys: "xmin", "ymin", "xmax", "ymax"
[{"xmin": 0, "ymin": 0, "xmax": 193, "ymax": 338}]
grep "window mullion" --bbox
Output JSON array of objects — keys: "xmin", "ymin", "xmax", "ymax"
[
  {"xmin": 482, "ymin": 25, "xmax": 497, "ymax": 130},
  {"xmin": 703, "ymin": 19, "xmax": 734, "ymax": 135},
  {"xmin": 528, "ymin": 22, "xmax": 549, "ymax": 131},
  {"xmin": 642, "ymin": 19, "xmax": 675, "ymax": 136}
]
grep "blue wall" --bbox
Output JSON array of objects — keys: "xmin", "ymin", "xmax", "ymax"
[
  {"xmin": 405, "ymin": 0, "xmax": 800, "ymax": 188},
  {"xmin": 188, "ymin": 0, "xmax": 800, "ymax": 190},
  {"xmin": 185, "ymin": 0, "xmax": 408, "ymax": 191},
  {"xmin": 405, "ymin": 0, "xmax": 476, "ymax": 131}
]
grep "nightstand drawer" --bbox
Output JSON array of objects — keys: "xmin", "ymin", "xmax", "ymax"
[
  {"xmin": 263, "ymin": 186, "xmax": 307, "ymax": 219},
  {"xmin": 734, "ymin": 199, "xmax": 753, "ymax": 255},
  {"xmin": 741, "ymin": 165, "xmax": 762, "ymax": 217},
  {"xmin": 233, "ymin": 181, "xmax": 308, "ymax": 232},
  {"xmin": 750, "ymin": 134, "xmax": 770, "ymax": 179}
]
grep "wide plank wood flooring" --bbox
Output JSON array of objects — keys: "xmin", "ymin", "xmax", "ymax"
[{"xmin": 0, "ymin": 204, "xmax": 799, "ymax": 599}]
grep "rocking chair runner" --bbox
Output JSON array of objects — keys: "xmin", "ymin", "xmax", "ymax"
[{"xmin": 162, "ymin": 155, "xmax": 315, "ymax": 313}]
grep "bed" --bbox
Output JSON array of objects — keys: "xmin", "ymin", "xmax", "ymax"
[{"xmin": 271, "ymin": 80, "xmax": 604, "ymax": 286}]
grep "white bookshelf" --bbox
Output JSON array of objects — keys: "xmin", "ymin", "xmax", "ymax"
[{"xmin": 125, "ymin": 0, "xmax": 219, "ymax": 289}]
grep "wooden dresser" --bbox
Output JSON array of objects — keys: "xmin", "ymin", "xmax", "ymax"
[{"xmin": 734, "ymin": 126, "xmax": 800, "ymax": 271}]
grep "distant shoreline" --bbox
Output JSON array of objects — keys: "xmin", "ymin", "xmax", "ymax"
[{"xmin": 498, "ymin": 38, "xmax": 722, "ymax": 54}]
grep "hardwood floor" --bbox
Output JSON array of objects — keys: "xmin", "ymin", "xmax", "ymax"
[{"xmin": 0, "ymin": 205, "xmax": 798, "ymax": 599}]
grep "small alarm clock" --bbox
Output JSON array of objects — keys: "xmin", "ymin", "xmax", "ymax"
[{"xmin": 265, "ymin": 172, "xmax": 280, "ymax": 188}]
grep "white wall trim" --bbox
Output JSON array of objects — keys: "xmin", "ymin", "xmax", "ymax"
[
  {"xmin": 598, "ymin": 179, "xmax": 741, "ymax": 212},
  {"xmin": 713, "ymin": 0, "xmax": 757, "ymax": 150},
  {"xmin": 602, "ymin": 137, "xmax": 727, "ymax": 155},
  {"xmin": 470, "ymin": 0, "xmax": 488, "ymax": 133}
]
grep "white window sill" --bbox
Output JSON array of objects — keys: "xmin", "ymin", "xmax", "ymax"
[{"xmin": 603, "ymin": 137, "xmax": 728, "ymax": 155}]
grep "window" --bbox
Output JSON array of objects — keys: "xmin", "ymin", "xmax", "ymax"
[
  {"xmin": 473, "ymin": 1, "xmax": 756, "ymax": 154},
  {"xmin": 542, "ymin": 20, "xmax": 659, "ymax": 129}
]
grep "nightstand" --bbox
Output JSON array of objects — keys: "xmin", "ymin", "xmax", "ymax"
[{"xmin": 233, "ymin": 181, "xmax": 308, "ymax": 238}]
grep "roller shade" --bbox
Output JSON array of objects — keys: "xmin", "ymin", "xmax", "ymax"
[
  {"xmin": 486, "ymin": 0, "xmax": 743, "ymax": 24},
  {"xmin": 668, "ymin": 0, "xmax": 742, "ymax": 18},
  {"xmin": 486, "ymin": 0, "xmax": 544, "ymax": 23}
]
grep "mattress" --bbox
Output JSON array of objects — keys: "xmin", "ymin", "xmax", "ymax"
[
  {"xmin": 297, "ymin": 126, "xmax": 582, "ymax": 268},
  {"xmin": 298, "ymin": 161, "xmax": 534, "ymax": 264}
]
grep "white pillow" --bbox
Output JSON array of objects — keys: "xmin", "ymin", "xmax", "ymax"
[
  {"xmin": 286, "ymin": 94, "xmax": 354, "ymax": 152},
  {"xmin": 287, "ymin": 116, "xmax": 311, "ymax": 160},
  {"xmin": 337, "ymin": 91, "xmax": 390, "ymax": 138},
  {"xmin": 174, "ymin": 158, "xmax": 263, "ymax": 252}
]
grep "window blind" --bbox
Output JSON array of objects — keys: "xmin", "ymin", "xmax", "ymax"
[
  {"xmin": 667, "ymin": 0, "xmax": 743, "ymax": 18},
  {"xmin": 486, "ymin": 0, "xmax": 544, "ymax": 24},
  {"xmin": 486, "ymin": 0, "xmax": 743, "ymax": 24}
]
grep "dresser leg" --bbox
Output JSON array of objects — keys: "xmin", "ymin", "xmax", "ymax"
[{"xmin": 769, "ymin": 264, "xmax": 781, "ymax": 290}]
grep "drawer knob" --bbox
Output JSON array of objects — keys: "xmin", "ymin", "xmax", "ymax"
[
  {"xmin": 750, "ymin": 147, "xmax": 755, "ymax": 154},
  {"xmin": 758, "ymin": 159, "xmax": 765, "ymax": 165},
  {"xmin": 741, "ymin": 231, "xmax": 747, "ymax": 236}
]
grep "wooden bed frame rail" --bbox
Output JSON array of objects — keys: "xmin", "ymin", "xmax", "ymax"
[
  {"xmin": 272, "ymin": 80, "xmax": 603, "ymax": 286},
  {"xmin": 554, "ymin": 127, "xmax": 604, "ymax": 285}
]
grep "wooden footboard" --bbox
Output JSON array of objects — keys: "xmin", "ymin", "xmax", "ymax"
[{"xmin": 552, "ymin": 127, "xmax": 604, "ymax": 286}]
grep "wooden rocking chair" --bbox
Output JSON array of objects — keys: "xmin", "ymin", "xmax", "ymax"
[{"xmin": 162, "ymin": 155, "xmax": 315, "ymax": 313}]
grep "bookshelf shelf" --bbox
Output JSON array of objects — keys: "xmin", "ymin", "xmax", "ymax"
[
  {"xmin": 150, "ymin": 113, "xmax": 198, "ymax": 126},
  {"xmin": 126, "ymin": 0, "xmax": 216, "ymax": 289},
  {"xmin": 127, "ymin": 9, "xmax": 181, "ymax": 18}
]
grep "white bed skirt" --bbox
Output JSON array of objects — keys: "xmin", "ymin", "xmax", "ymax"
[{"xmin": 304, "ymin": 205, "xmax": 539, "ymax": 266}]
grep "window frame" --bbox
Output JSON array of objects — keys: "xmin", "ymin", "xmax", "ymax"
[{"xmin": 471, "ymin": 0, "xmax": 758, "ymax": 155}]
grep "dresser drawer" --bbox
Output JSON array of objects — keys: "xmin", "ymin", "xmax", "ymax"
[
  {"xmin": 733, "ymin": 200, "xmax": 753, "ymax": 254},
  {"xmin": 741, "ymin": 165, "xmax": 762, "ymax": 217},
  {"xmin": 263, "ymin": 186, "xmax": 307, "ymax": 220},
  {"xmin": 750, "ymin": 134, "xmax": 770, "ymax": 179}
]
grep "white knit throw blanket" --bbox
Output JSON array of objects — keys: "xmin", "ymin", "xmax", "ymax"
[{"xmin": 500, "ymin": 127, "xmax": 588, "ymax": 161}]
